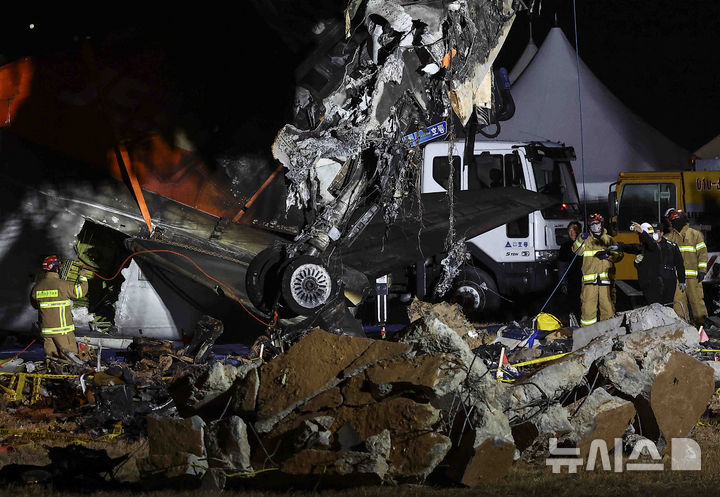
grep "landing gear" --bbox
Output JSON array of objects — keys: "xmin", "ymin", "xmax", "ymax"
[
  {"xmin": 280, "ymin": 255, "xmax": 335, "ymax": 316},
  {"xmin": 245, "ymin": 247, "xmax": 284, "ymax": 315},
  {"xmin": 246, "ymin": 248, "xmax": 337, "ymax": 318}
]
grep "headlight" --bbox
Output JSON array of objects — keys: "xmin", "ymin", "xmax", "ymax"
[{"xmin": 535, "ymin": 250, "xmax": 558, "ymax": 261}]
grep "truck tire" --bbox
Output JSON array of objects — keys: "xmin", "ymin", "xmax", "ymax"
[{"xmin": 453, "ymin": 267, "xmax": 500, "ymax": 315}]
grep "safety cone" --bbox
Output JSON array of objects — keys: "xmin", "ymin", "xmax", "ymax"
[
  {"xmin": 700, "ymin": 326, "xmax": 709, "ymax": 344},
  {"xmin": 497, "ymin": 347, "xmax": 506, "ymax": 380}
]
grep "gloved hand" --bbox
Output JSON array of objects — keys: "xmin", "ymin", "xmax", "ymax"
[
  {"xmin": 595, "ymin": 251, "xmax": 610, "ymax": 260},
  {"xmin": 698, "ymin": 272, "xmax": 706, "ymax": 282},
  {"xmin": 679, "ymin": 282, "xmax": 687, "ymax": 292},
  {"xmin": 580, "ymin": 232, "xmax": 589, "ymax": 240},
  {"xmin": 607, "ymin": 245, "xmax": 620, "ymax": 252}
]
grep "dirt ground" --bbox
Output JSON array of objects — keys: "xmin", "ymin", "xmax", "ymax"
[{"xmin": 1, "ymin": 421, "xmax": 720, "ymax": 496}]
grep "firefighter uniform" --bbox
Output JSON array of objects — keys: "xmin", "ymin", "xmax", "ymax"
[
  {"xmin": 573, "ymin": 229, "xmax": 623, "ymax": 326},
  {"xmin": 666, "ymin": 224, "xmax": 708, "ymax": 324},
  {"xmin": 30, "ymin": 271, "xmax": 89, "ymax": 358}
]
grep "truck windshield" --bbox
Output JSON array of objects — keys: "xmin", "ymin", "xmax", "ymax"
[
  {"xmin": 532, "ymin": 157, "xmax": 580, "ymax": 218},
  {"xmin": 467, "ymin": 152, "xmax": 525, "ymax": 190},
  {"xmin": 617, "ymin": 183, "xmax": 675, "ymax": 231}
]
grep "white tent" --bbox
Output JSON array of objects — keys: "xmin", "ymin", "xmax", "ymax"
[
  {"xmin": 495, "ymin": 27, "xmax": 689, "ymax": 202},
  {"xmin": 508, "ymin": 36, "xmax": 537, "ymax": 84},
  {"xmin": 694, "ymin": 135, "xmax": 720, "ymax": 159}
]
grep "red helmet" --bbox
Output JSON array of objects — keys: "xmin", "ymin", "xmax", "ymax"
[
  {"xmin": 588, "ymin": 213, "xmax": 604, "ymax": 224},
  {"xmin": 42, "ymin": 255, "xmax": 60, "ymax": 271},
  {"xmin": 667, "ymin": 209, "xmax": 683, "ymax": 221}
]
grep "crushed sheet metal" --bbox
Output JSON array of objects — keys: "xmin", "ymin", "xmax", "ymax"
[
  {"xmin": 272, "ymin": 0, "xmax": 520, "ymax": 240},
  {"xmin": 434, "ymin": 238, "xmax": 471, "ymax": 297}
]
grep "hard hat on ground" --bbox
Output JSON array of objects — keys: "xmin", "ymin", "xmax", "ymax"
[{"xmin": 537, "ymin": 312, "xmax": 562, "ymax": 331}]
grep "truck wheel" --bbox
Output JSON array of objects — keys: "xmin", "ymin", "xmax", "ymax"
[{"xmin": 453, "ymin": 267, "xmax": 500, "ymax": 315}]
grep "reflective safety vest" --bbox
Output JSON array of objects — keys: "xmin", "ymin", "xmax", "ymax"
[
  {"xmin": 572, "ymin": 229, "xmax": 623, "ymax": 285},
  {"xmin": 666, "ymin": 224, "xmax": 708, "ymax": 278},
  {"xmin": 30, "ymin": 272, "xmax": 88, "ymax": 335}
]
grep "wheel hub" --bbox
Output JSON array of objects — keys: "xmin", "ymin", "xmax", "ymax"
[
  {"xmin": 289, "ymin": 263, "xmax": 332, "ymax": 309},
  {"xmin": 456, "ymin": 284, "xmax": 484, "ymax": 311}
]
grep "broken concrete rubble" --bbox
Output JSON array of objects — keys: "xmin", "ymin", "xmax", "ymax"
[
  {"xmin": 571, "ymin": 315, "xmax": 625, "ymax": 351},
  {"xmin": 447, "ymin": 438, "xmax": 516, "ymax": 486},
  {"xmin": 566, "ymin": 388, "xmax": 636, "ymax": 457},
  {"xmin": 1, "ymin": 302, "xmax": 719, "ymax": 491},
  {"xmin": 255, "ymin": 327, "xmax": 410, "ymax": 433},
  {"xmin": 205, "ymin": 415, "xmax": 253, "ymax": 473},
  {"xmin": 169, "ymin": 360, "xmax": 260, "ymax": 418},
  {"xmin": 329, "ymin": 398, "xmax": 448, "ymax": 481},
  {"xmin": 623, "ymin": 302, "xmax": 688, "ymax": 334},
  {"xmin": 140, "ymin": 415, "xmax": 207, "ymax": 479},
  {"xmin": 649, "ymin": 352, "xmax": 714, "ymax": 440},
  {"xmin": 703, "ymin": 360, "xmax": 720, "ymax": 382},
  {"xmin": 280, "ymin": 448, "xmax": 389, "ymax": 486}
]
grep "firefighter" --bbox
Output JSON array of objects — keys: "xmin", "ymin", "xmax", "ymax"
[
  {"xmin": 30, "ymin": 256, "xmax": 89, "ymax": 359},
  {"xmin": 665, "ymin": 208, "xmax": 708, "ymax": 325},
  {"xmin": 573, "ymin": 213, "xmax": 623, "ymax": 326}
]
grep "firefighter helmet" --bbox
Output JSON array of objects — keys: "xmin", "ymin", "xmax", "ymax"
[
  {"xmin": 588, "ymin": 213, "xmax": 604, "ymax": 224},
  {"xmin": 42, "ymin": 255, "xmax": 60, "ymax": 271},
  {"xmin": 667, "ymin": 209, "xmax": 682, "ymax": 221},
  {"xmin": 588, "ymin": 213, "xmax": 603, "ymax": 235}
]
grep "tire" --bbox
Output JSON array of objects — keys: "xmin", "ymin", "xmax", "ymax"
[
  {"xmin": 280, "ymin": 255, "xmax": 336, "ymax": 316},
  {"xmin": 452, "ymin": 267, "xmax": 500, "ymax": 316},
  {"xmin": 245, "ymin": 246, "xmax": 284, "ymax": 314}
]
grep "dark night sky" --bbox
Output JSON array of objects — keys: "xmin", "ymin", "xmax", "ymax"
[
  {"xmin": 2, "ymin": 1, "xmax": 719, "ymax": 153},
  {"xmin": 496, "ymin": 0, "xmax": 720, "ymax": 152}
]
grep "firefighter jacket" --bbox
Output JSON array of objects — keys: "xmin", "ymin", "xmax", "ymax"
[
  {"xmin": 666, "ymin": 224, "xmax": 708, "ymax": 278},
  {"xmin": 30, "ymin": 272, "xmax": 88, "ymax": 335},
  {"xmin": 572, "ymin": 229, "xmax": 623, "ymax": 285}
]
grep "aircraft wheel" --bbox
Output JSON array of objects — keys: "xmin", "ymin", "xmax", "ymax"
[{"xmin": 280, "ymin": 255, "xmax": 336, "ymax": 316}]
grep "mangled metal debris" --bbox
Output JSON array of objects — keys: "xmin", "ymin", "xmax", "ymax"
[{"xmin": 244, "ymin": 0, "xmax": 526, "ymax": 328}]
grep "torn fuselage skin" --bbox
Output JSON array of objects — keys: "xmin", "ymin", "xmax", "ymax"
[{"xmin": 252, "ymin": 0, "xmax": 522, "ymax": 324}]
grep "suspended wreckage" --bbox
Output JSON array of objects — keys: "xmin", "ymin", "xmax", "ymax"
[{"xmin": 243, "ymin": 0, "xmax": 544, "ymax": 332}]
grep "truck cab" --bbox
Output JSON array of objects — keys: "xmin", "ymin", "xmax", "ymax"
[
  {"xmin": 419, "ymin": 140, "xmax": 579, "ymax": 313},
  {"xmin": 609, "ymin": 170, "xmax": 720, "ymax": 282}
]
